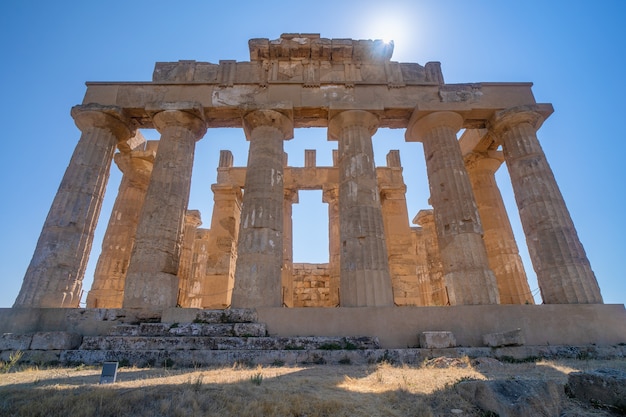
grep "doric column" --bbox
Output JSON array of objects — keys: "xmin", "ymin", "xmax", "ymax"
[
  {"xmin": 490, "ymin": 105, "xmax": 602, "ymax": 304},
  {"xmin": 328, "ymin": 110, "xmax": 393, "ymax": 307},
  {"xmin": 282, "ymin": 188, "xmax": 299, "ymax": 307},
  {"xmin": 14, "ymin": 104, "xmax": 133, "ymax": 308},
  {"xmin": 177, "ymin": 210, "xmax": 202, "ymax": 307},
  {"xmin": 86, "ymin": 141, "xmax": 157, "ymax": 308},
  {"xmin": 123, "ymin": 103, "xmax": 206, "ymax": 308},
  {"xmin": 231, "ymin": 109, "xmax": 294, "ymax": 308},
  {"xmin": 322, "ymin": 186, "xmax": 340, "ymax": 306},
  {"xmin": 465, "ymin": 151, "xmax": 534, "ymax": 304},
  {"xmin": 379, "ymin": 151, "xmax": 421, "ymax": 306},
  {"xmin": 413, "ymin": 209, "xmax": 448, "ymax": 305},
  {"xmin": 406, "ymin": 111, "xmax": 499, "ymax": 305}
]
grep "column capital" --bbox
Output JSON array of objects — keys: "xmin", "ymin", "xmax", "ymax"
[
  {"xmin": 185, "ymin": 210, "xmax": 202, "ymax": 228},
  {"xmin": 464, "ymin": 151, "xmax": 504, "ymax": 174},
  {"xmin": 284, "ymin": 188, "xmax": 299, "ymax": 204},
  {"xmin": 412, "ymin": 209, "xmax": 434, "ymax": 227},
  {"xmin": 405, "ymin": 111, "xmax": 463, "ymax": 142},
  {"xmin": 488, "ymin": 104, "xmax": 552, "ymax": 136},
  {"xmin": 146, "ymin": 102, "xmax": 207, "ymax": 139},
  {"xmin": 71, "ymin": 104, "xmax": 134, "ymax": 143},
  {"xmin": 242, "ymin": 109, "xmax": 294, "ymax": 141},
  {"xmin": 327, "ymin": 110, "xmax": 379, "ymax": 141},
  {"xmin": 322, "ymin": 185, "xmax": 339, "ymax": 203}
]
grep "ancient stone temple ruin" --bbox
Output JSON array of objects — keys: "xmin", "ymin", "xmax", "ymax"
[{"xmin": 4, "ymin": 34, "xmax": 624, "ymax": 357}]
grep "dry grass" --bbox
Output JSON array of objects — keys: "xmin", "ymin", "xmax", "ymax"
[{"xmin": 0, "ymin": 357, "xmax": 624, "ymax": 416}]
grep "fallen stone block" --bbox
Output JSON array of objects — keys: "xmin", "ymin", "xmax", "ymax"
[
  {"xmin": 0, "ymin": 333, "xmax": 32, "ymax": 350},
  {"xmin": 567, "ymin": 368, "xmax": 626, "ymax": 413},
  {"xmin": 456, "ymin": 379, "xmax": 563, "ymax": 417},
  {"xmin": 483, "ymin": 328, "xmax": 524, "ymax": 347},
  {"xmin": 419, "ymin": 331, "xmax": 456, "ymax": 348},
  {"xmin": 30, "ymin": 332, "xmax": 82, "ymax": 350}
]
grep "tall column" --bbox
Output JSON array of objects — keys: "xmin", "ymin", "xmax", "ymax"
[
  {"xmin": 328, "ymin": 110, "xmax": 393, "ymax": 307},
  {"xmin": 177, "ymin": 210, "xmax": 202, "ymax": 307},
  {"xmin": 123, "ymin": 103, "xmax": 206, "ymax": 308},
  {"xmin": 490, "ymin": 105, "xmax": 602, "ymax": 304},
  {"xmin": 380, "ymin": 151, "xmax": 421, "ymax": 306},
  {"xmin": 413, "ymin": 210, "xmax": 448, "ymax": 305},
  {"xmin": 465, "ymin": 151, "xmax": 534, "ymax": 304},
  {"xmin": 86, "ymin": 141, "xmax": 157, "ymax": 308},
  {"xmin": 282, "ymin": 188, "xmax": 298, "ymax": 307},
  {"xmin": 322, "ymin": 186, "xmax": 340, "ymax": 306},
  {"xmin": 231, "ymin": 109, "xmax": 294, "ymax": 308},
  {"xmin": 406, "ymin": 111, "xmax": 499, "ymax": 305},
  {"xmin": 14, "ymin": 104, "xmax": 133, "ymax": 308}
]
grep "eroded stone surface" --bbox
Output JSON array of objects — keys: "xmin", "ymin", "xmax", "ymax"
[
  {"xmin": 419, "ymin": 331, "xmax": 457, "ymax": 348},
  {"xmin": 483, "ymin": 329, "xmax": 525, "ymax": 347},
  {"xmin": 457, "ymin": 379, "xmax": 563, "ymax": 417}
]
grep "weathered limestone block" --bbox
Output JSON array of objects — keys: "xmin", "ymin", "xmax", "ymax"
[
  {"xmin": 567, "ymin": 368, "xmax": 626, "ymax": 412},
  {"xmin": 160, "ymin": 308, "xmax": 258, "ymax": 324},
  {"xmin": 0, "ymin": 333, "xmax": 32, "ymax": 350},
  {"xmin": 419, "ymin": 331, "xmax": 457, "ymax": 348},
  {"xmin": 456, "ymin": 379, "xmax": 563, "ymax": 417},
  {"xmin": 30, "ymin": 332, "xmax": 82, "ymax": 350},
  {"xmin": 177, "ymin": 210, "xmax": 202, "ymax": 307},
  {"xmin": 482, "ymin": 328, "xmax": 525, "ymax": 347}
]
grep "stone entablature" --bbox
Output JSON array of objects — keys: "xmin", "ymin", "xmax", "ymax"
[
  {"xmin": 153, "ymin": 33, "xmax": 442, "ymax": 88},
  {"xmin": 14, "ymin": 34, "xmax": 603, "ymax": 310}
]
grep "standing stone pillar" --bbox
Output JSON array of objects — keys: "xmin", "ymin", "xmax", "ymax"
[
  {"xmin": 413, "ymin": 210, "xmax": 448, "ymax": 305},
  {"xmin": 231, "ymin": 109, "xmax": 294, "ymax": 308},
  {"xmin": 322, "ymin": 186, "xmax": 340, "ymax": 306},
  {"xmin": 282, "ymin": 188, "xmax": 299, "ymax": 307},
  {"xmin": 123, "ymin": 103, "xmax": 206, "ymax": 308},
  {"xmin": 15, "ymin": 104, "xmax": 133, "ymax": 308},
  {"xmin": 406, "ymin": 111, "xmax": 499, "ymax": 305},
  {"xmin": 490, "ymin": 105, "xmax": 602, "ymax": 304},
  {"xmin": 86, "ymin": 141, "xmax": 157, "ymax": 308},
  {"xmin": 177, "ymin": 210, "xmax": 202, "ymax": 307},
  {"xmin": 465, "ymin": 151, "xmax": 534, "ymax": 304},
  {"xmin": 379, "ymin": 150, "xmax": 421, "ymax": 306},
  {"xmin": 328, "ymin": 110, "xmax": 393, "ymax": 307}
]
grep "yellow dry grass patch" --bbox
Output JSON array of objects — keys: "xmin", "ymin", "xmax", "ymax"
[{"xmin": 1, "ymin": 358, "xmax": 624, "ymax": 416}]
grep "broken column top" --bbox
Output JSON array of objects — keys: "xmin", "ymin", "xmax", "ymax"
[{"xmin": 249, "ymin": 33, "xmax": 394, "ymax": 62}]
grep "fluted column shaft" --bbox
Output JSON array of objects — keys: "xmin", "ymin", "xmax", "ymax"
[
  {"xmin": 491, "ymin": 106, "xmax": 602, "ymax": 304},
  {"xmin": 177, "ymin": 210, "xmax": 202, "ymax": 307},
  {"xmin": 123, "ymin": 103, "xmax": 206, "ymax": 308},
  {"xmin": 406, "ymin": 111, "xmax": 499, "ymax": 305},
  {"xmin": 231, "ymin": 109, "xmax": 294, "ymax": 308},
  {"xmin": 328, "ymin": 110, "xmax": 393, "ymax": 307},
  {"xmin": 86, "ymin": 143, "xmax": 156, "ymax": 308},
  {"xmin": 322, "ymin": 186, "xmax": 340, "ymax": 306},
  {"xmin": 465, "ymin": 152, "xmax": 533, "ymax": 304},
  {"xmin": 14, "ymin": 105, "xmax": 133, "ymax": 308},
  {"xmin": 282, "ymin": 189, "xmax": 298, "ymax": 307}
]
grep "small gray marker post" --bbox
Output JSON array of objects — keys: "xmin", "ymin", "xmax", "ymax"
[{"xmin": 100, "ymin": 361, "xmax": 119, "ymax": 384}]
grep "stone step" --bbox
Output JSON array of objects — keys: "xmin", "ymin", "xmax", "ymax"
[
  {"xmin": 60, "ymin": 348, "xmax": 413, "ymax": 367},
  {"xmin": 80, "ymin": 335, "xmax": 380, "ymax": 351},
  {"xmin": 160, "ymin": 308, "xmax": 258, "ymax": 324},
  {"xmin": 109, "ymin": 322, "xmax": 266, "ymax": 337}
]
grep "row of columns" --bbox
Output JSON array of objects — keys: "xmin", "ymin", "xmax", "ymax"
[{"xmin": 14, "ymin": 103, "xmax": 602, "ymax": 309}]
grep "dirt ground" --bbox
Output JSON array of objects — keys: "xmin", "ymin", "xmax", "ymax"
[{"xmin": 1, "ymin": 357, "xmax": 625, "ymax": 416}]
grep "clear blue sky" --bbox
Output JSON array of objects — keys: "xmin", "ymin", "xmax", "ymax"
[{"xmin": 0, "ymin": 1, "xmax": 624, "ymax": 307}]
